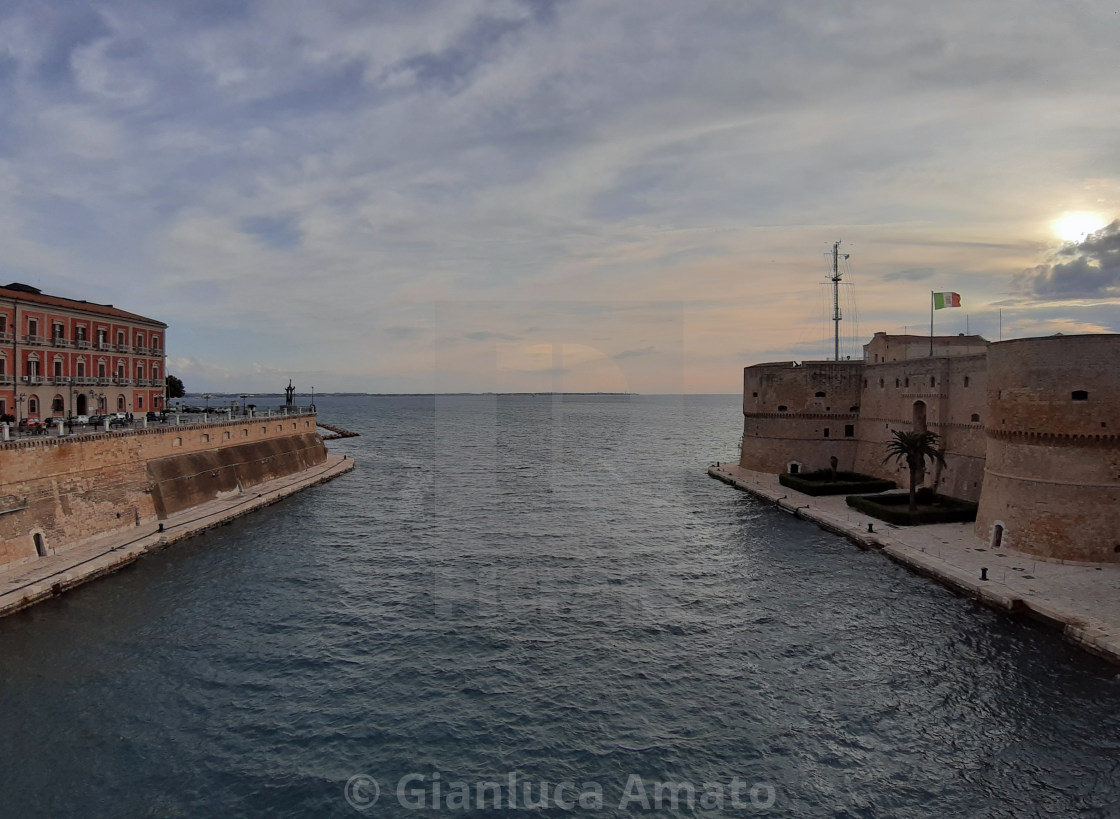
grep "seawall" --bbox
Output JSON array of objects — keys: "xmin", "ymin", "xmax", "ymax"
[
  {"xmin": 708, "ymin": 462, "xmax": 1120, "ymax": 666},
  {"xmin": 0, "ymin": 453, "xmax": 353, "ymax": 619},
  {"xmin": 0, "ymin": 413, "xmax": 326, "ymax": 568}
]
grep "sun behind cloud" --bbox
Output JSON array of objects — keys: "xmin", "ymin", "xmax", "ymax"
[{"xmin": 1052, "ymin": 211, "xmax": 1109, "ymax": 243}]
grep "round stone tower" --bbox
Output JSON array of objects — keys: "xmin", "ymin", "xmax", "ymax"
[{"xmin": 976, "ymin": 334, "xmax": 1120, "ymax": 562}]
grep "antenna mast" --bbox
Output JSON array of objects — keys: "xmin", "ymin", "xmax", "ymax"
[{"xmin": 830, "ymin": 240, "xmax": 849, "ymax": 360}]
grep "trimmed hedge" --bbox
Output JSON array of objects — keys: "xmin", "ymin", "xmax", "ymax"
[
  {"xmin": 779, "ymin": 470, "xmax": 896, "ymax": 496},
  {"xmin": 846, "ymin": 489, "xmax": 978, "ymax": 526}
]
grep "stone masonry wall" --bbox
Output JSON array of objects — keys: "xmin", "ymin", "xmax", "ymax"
[
  {"xmin": 0, "ymin": 415, "xmax": 325, "ymax": 568},
  {"xmin": 976, "ymin": 335, "xmax": 1120, "ymax": 562}
]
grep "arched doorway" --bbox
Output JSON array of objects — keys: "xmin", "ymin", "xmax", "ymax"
[
  {"xmin": 76, "ymin": 394, "xmax": 88, "ymax": 415},
  {"xmin": 992, "ymin": 524, "xmax": 1004, "ymax": 550},
  {"xmin": 912, "ymin": 400, "xmax": 927, "ymax": 433}
]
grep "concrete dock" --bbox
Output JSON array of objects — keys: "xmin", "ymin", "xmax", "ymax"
[
  {"xmin": 0, "ymin": 453, "xmax": 354, "ymax": 619},
  {"xmin": 709, "ymin": 462, "xmax": 1120, "ymax": 666}
]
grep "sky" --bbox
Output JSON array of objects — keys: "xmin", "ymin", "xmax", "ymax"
[{"xmin": 1, "ymin": 0, "xmax": 1118, "ymax": 394}]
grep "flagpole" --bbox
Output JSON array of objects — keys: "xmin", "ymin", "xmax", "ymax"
[{"xmin": 929, "ymin": 291, "xmax": 934, "ymax": 356}]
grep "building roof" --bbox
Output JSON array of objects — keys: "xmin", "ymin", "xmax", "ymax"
[{"xmin": 0, "ymin": 283, "xmax": 167, "ymax": 328}]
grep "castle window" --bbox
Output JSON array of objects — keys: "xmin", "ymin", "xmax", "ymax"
[
  {"xmin": 849, "ymin": 405, "xmax": 859, "ymax": 412},
  {"xmin": 964, "ymin": 376, "xmax": 970, "ymax": 387},
  {"xmin": 904, "ymin": 377, "xmax": 909, "ymax": 387},
  {"xmin": 202, "ymin": 434, "xmax": 210, "ymax": 443},
  {"xmin": 971, "ymin": 413, "xmax": 980, "ymax": 423},
  {"xmin": 844, "ymin": 424, "xmax": 854, "ymax": 437},
  {"xmin": 815, "ymin": 391, "xmax": 826, "ymax": 397},
  {"xmin": 878, "ymin": 378, "xmax": 884, "ymax": 388},
  {"xmin": 930, "ymin": 376, "xmax": 936, "ymax": 387},
  {"xmin": 1072, "ymin": 390, "xmax": 1088, "ymax": 401},
  {"xmin": 863, "ymin": 379, "xmax": 867, "ymax": 387},
  {"xmin": 823, "ymin": 428, "xmax": 830, "ymax": 437},
  {"xmin": 752, "ymin": 392, "xmax": 758, "ymax": 397},
  {"xmin": 777, "ymin": 405, "xmax": 787, "ymax": 411}
]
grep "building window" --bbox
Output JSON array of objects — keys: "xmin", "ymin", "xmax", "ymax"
[
  {"xmin": 173, "ymin": 437, "xmax": 182, "ymax": 447},
  {"xmin": 53, "ymin": 359, "xmax": 63, "ymax": 377},
  {"xmin": 844, "ymin": 425, "xmax": 854, "ymax": 437},
  {"xmin": 752, "ymin": 392, "xmax": 758, "ymax": 397},
  {"xmin": 777, "ymin": 405, "xmax": 787, "ymax": 412},
  {"xmin": 224, "ymin": 430, "xmax": 231, "ymax": 440},
  {"xmin": 76, "ymin": 360, "xmax": 85, "ymax": 377},
  {"xmin": 895, "ymin": 378, "xmax": 899, "ymax": 387},
  {"xmin": 823, "ymin": 428, "xmax": 830, "ymax": 437},
  {"xmin": 1072, "ymin": 390, "xmax": 1088, "ymax": 401},
  {"xmin": 152, "ymin": 336, "xmax": 160, "ymax": 350},
  {"xmin": 904, "ymin": 377, "xmax": 909, "ymax": 387},
  {"xmin": 117, "ymin": 395, "xmax": 126, "ymax": 411},
  {"xmin": 815, "ymin": 391, "xmax": 826, "ymax": 397},
  {"xmin": 849, "ymin": 405, "xmax": 859, "ymax": 412},
  {"xmin": 52, "ymin": 323, "xmax": 64, "ymax": 342},
  {"xmin": 964, "ymin": 376, "xmax": 970, "ymax": 387},
  {"xmin": 52, "ymin": 395, "xmax": 63, "ymax": 413},
  {"xmin": 930, "ymin": 376, "xmax": 936, "ymax": 387},
  {"xmin": 878, "ymin": 378, "xmax": 884, "ymax": 388},
  {"xmin": 117, "ymin": 330, "xmax": 125, "ymax": 346},
  {"xmin": 971, "ymin": 413, "xmax": 980, "ymax": 422},
  {"xmin": 202, "ymin": 434, "xmax": 210, "ymax": 443},
  {"xmin": 137, "ymin": 396, "xmax": 144, "ymax": 409},
  {"xmin": 28, "ymin": 396, "xmax": 39, "ymax": 415}
]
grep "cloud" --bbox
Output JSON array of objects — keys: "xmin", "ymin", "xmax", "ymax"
[
  {"xmin": 883, "ymin": 266, "xmax": 934, "ymax": 282},
  {"xmin": 1018, "ymin": 220, "xmax": 1120, "ymax": 299}
]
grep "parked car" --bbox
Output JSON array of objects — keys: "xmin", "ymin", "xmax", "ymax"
[
  {"xmin": 146, "ymin": 411, "xmax": 160, "ymax": 422},
  {"xmin": 73, "ymin": 414, "xmax": 90, "ymax": 425},
  {"xmin": 108, "ymin": 413, "xmax": 130, "ymax": 427},
  {"xmin": 87, "ymin": 414, "xmax": 107, "ymax": 426}
]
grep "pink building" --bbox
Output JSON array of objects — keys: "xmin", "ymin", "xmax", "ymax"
[{"xmin": 0, "ymin": 283, "xmax": 167, "ymax": 422}]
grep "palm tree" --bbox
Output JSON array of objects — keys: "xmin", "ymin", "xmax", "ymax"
[{"xmin": 883, "ymin": 429, "xmax": 946, "ymax": 512}]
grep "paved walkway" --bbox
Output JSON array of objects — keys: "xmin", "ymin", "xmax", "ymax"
[
  {"xmin": 0, "ymin": 454, "xmax": 354, "ymax": 618},
  {"xmin": 709, "ymin": 462, "xmax": 1120, "ymax": 665}
]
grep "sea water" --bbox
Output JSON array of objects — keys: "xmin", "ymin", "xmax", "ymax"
[{"xmin": 0, "ymin": 394, "xmax": 1117, "ymax": 817}]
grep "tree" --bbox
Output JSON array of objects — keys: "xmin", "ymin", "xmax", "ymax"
[
  {"xmin": 883, "ymin": 429, "xmax": 946, "ymax": 512},
  {"xmin": 166, "ymin": 374, "xmax": 185, "ymax": 399}
]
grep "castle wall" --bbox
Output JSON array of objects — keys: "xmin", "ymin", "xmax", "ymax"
[
  {"xmin": 740, "ymin": 361, "xmax": 863, "ymax": 474},
  {"xmin": 854, "ymin": 354, "xmax": 988, "ymax": 501},
  {"xmin": 976, "ymin": 335, "xmax": 1120, "ymax": 562},
  {"xmin": 0, "ymin": 415, "xmax": 325, "ymax": 568}
]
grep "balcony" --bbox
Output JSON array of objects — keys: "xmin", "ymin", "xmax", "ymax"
[
  {"xmin": 116, "ymin": 343, "xmax": 131, "ymax": 353},
  {"xmin": 114, "ymin": 377, "xmax": 132, "ymax": 386},
  {"xmin": 0, "ymin": 375, "xmax": 13, "ymax": 385},
  {"xmin": 74, "ymin": 376, "xmax": 96, "ymax": 386},
  {"xmin": 22, "ymin": 334, "xmax": 46, "ymax": 346},
  {"xmin": 96, "ymin": 376, "xmax": 112, "ymax": 386},
  {"xmin": 21, "ymin": 375, "xmax": 44, "ymax": 385},
  {"xmin": 76, "ymin": 340, "xmax": 91, "ymax": 349},
  {"xmin": 95, "ymin": 342, "xmax": 112, "ymax": 351},
  {"xmin": 51, "ymin": 336, "xmax": 69, "ymax": 348},
  {"xmin": 51, "ymin": 375, "xmax": 72, "ymax": 385},
  {"xmin": 135, "ymin": 346, "xmax": 151, "ymax": 356}
]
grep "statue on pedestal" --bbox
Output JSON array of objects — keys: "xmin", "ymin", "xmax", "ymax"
[{"xmin": 285, "ymin": 379, "xmax": 294, "ymax": 408}]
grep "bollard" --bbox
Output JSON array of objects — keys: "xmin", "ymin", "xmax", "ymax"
[
  {"xmin": 1, "ymin": 424, "xmax": 8, "ymax": 442},
  {"xmin": 867, "ymin": 523, "xmax": 874, "ymax": 533},
  {"xmin": 142, "ymin": 416, "xmax": 148, "ymax": 429},
  {"xmin": 980, "ymin": 567, "xmax": 988, "ymax": 581},
  {"xmin": 158, "ymin": 523, "xmax": 164, "ymax": 533}
]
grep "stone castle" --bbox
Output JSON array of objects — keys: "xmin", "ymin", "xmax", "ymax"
[{"xmin": 739, "ymin": 332, "xmax": 1120, "ymax": 563}]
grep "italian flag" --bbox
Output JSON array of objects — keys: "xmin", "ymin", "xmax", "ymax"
[{"xmin": 933, "ymin": 292, "xmax": 961, "ymax": 309}]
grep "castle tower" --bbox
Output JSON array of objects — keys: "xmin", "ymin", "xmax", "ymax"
[{"xmin": 975, "ymin": 335, "xmax": 1120, "ymax": 562}]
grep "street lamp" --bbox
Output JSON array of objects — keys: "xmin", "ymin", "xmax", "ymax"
[
  {"xmin": 16, "ymin": 393, "xmax": 25, "ymax": 428},
  {"xmin": 239, "ymin": 394, "xmax": 248, "ymax": 416},
  {"xmin": 309, "ymin": 385, "xmax": 316, "ymax": 413},
  {"xmin": 203, "ymin": 393, "xmax": 211, "ymax": 412}
]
